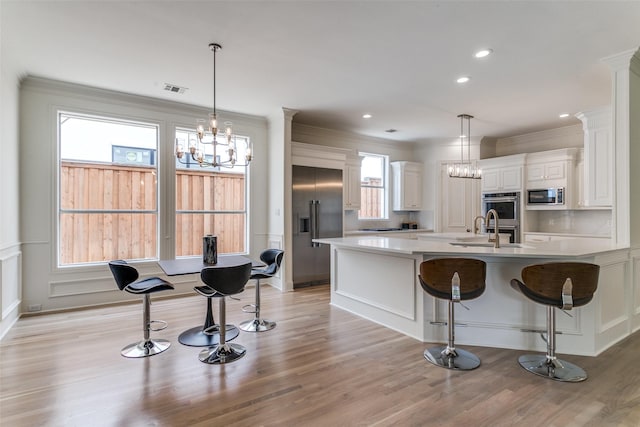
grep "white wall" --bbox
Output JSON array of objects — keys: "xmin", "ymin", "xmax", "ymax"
[
  {"xmin": 19, "ymin": 77, "xmax": 268, "ymax": 313},
  {"xmin": 0, "ymin": 0, "xmax": 23, "ymax": 338},
  {"xmin": 488, "ymin": 124, "xmax": 584, "ymax": 157}
]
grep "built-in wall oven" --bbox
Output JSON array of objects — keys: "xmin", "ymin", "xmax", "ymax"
[{"xmin": 481, "ymin": 192, "xmax": 521, "ymax": 243}]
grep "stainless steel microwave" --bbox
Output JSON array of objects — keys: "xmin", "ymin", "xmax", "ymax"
[{"xmin": 527, "ymin": 187, "xmax": 564, "ymax": 205}]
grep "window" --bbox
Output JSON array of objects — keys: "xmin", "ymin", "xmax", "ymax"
[
  {"xmin": 174, "ymin": 128, "xmax": 248, "ymax": 256},
  {"xmin": 58, "ymin": 112, "xmax": 159, "ymax": 266},
  {"xmin": 358, "ymin": 152, "xmax": 388, "ymax": 219}
]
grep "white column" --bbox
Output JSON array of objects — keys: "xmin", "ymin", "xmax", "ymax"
[{"xmin": 601, "ymin": 48, "xmax": 640, "ymax": 246}]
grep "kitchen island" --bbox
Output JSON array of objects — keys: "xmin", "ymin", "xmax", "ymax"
[{"xmin": 313, "ymin": 235, "xmax": 632, "ymax": 356}]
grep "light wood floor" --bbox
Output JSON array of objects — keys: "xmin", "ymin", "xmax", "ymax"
[{"xmin": 2, "ymin": 284, "xmax": 640, "ymax": 426}]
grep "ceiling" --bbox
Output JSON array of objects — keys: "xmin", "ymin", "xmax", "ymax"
[{"xmin": 3, "ymin": 1, "xmax": 640, "ymax": 143}]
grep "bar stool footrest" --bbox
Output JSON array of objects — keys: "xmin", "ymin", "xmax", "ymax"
[
  {"xmin": 149, "ymin": 319, "xmax": 168, "ymax": 332},
  {"xmin": 241, "ymin": 304, "xmax": 258, "ymax": 314}
]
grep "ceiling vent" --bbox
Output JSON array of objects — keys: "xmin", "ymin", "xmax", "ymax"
[{"xmin": 163, "ymin": 83, "xmax": 187, "ymax": 94}]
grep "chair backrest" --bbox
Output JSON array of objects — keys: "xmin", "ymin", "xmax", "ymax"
[
  {"xmin": 108, "ymin": 260, "xmax": 139, "ymax": 291},
  {"xmin": 419, "ymin": 258, "xmax": 486, "ymax": 301},
  {"xmin": 259, "ymin": 249, "xmax": 284, "ymax": 276},
  {"xmin": 519, "ymin": 262, "xmax": 599, "ymax": 307},
  {"xmin": 201, "ymin": 262, "xmax": 252, "ymax": 295}
]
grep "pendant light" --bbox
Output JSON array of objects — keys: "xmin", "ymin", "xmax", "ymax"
[
  {"xmin": 175, "ymin": 43, "xmax": 252, "ymax": 168},
  {"xmin": 448, "ymin": 114, "xmax": 481, "ymax": 179}
]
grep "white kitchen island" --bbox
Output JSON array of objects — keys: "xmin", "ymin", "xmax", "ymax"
[{"xmin": 313, "ymin": 235, "xmax": 632, "ymax": 356}]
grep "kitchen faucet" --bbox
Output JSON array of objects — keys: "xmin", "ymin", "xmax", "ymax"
[
  {"xmin": 485, "ymin": 209, "xmax": 500, "ymax": 248},
  {"xmin": 473, "ymin": 215, "xmax": 485, "ymax": 234}
]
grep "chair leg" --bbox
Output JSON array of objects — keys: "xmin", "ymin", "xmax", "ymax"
[
  {"xmin": 518, "ymin": 306, "xmax": 587, "ymax": 382},
  {"xmin": 121, "ymin": 294, "xmax": 170, "ymax": 358},
  {"xmin": 424, "ymin": 300, "xmax": 481, "ymax": 370},
  {"xmin": 239, "ymin": 278, "xmax": 276, "ymax": 332},
  {"xmin": 199, "ymin": 297, "xmax": 247, "ymax": 364}
]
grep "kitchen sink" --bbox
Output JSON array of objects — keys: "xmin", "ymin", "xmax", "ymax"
[{"xmin": 449, "ymin": 242, "xmax": 532, "ymax": 248}]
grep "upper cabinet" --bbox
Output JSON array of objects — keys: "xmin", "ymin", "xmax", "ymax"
[
  {"xmin": 525, "ymin": 148, "xmax": 578, "ymax": 210},
  {"xmin": 478, "ymin": 154, "xmax": 526, "ymax": 193},
  {"xmin": 576, "ymin": 107, "xmax": 613, "ymax": 207},
  {"xmin": 344, "ymin": 156, "xmax": 363, "ymax": 210},
  {"xmin": 526, "ymin": 158, "xmax": 567, "ymax": 188},
  {"xmin": 391, "ymin": 161, "xmax": 423, "ymax": 211}
]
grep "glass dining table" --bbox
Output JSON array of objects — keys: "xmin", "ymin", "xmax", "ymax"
[{"xmin": 157, "ymin": 255, "xmax": 255, "ymax": 347}]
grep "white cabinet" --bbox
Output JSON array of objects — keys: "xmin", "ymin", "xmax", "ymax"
[
  {"xmin": 481, "ymin": 165, "xmax": 522, "ymax": 192},
  {"xmin": 526, "ymin": 161, "xmax": 566, "ymax": 185},
  {"xmin": 576, "ymin": 107, "xmax": 613, "ymax": 207},
  {"xmin": 525, "ymin": 148, "xmax": 578, "ymax": 209},
  {"xmin": 344, "ymin": 156, "xmax": 363, "ymax": 210},
  {"xmin": 478, "ymin": 154, "xmax": 525, "ymax": 193},
  {"xmin": 391, "ymin": 161, "xmax": 422, "ymax": 211}
]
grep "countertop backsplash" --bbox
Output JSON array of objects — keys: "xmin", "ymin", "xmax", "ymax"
[
  {"xmin": 343, "ymin": 209, "xmax": 433, "ymax": 234},
  {"xmin": 533, "ymin": 209, "xmax": 612, "ymax": 237}
]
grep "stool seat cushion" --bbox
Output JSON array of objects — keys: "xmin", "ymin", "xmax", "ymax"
[
  {"xmin": 201, "ymin": 262, "xmax": 252, "ymax": 295},
  {"xmin": 419, "ymin": 258, "xmax": 486, "ymax": 301},
  {"xmin": 513, "ymin": 262, "xmax": 599, "ymax": 308},
  {"xmin": 250, "ymin": 249, "xmax": 284, "ymax": 280},
  {"xmin": 109, "ymin": 260, "xmax": 174, "ymax": 295},
  {"xmin": 125, "ymin": 277, "xmax": 174, "ymax": 294},
  {"xmin": 194, "ymin": 285, "xmax": 225, "ymax": 298}
]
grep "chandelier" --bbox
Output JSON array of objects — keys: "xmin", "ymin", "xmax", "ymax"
[
  {"xmin": 175, "ymin": 43, "xmax": 252, "ymax": 168},
  {"xmin": 448, "ymin": 114, "xmax": 481, "ymax": 179}
]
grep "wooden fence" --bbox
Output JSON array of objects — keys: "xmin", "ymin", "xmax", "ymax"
[
  {"xmin": 359, "ymin": 177, "xmax": 383, "ymax": 218},
  {"xmin": 60, "ymin": 161, "xmax": 245, "ymax": 265}
]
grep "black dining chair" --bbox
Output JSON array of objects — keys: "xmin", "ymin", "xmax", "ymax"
[
  {"xmin": 108, "ymin": 260, "xmax": 174, "ymax": 358},
  {"xmin": 239, "ymin": 249, "xmax": 284, "ymax": 332},
  {"xmin": 198, "ymin": 261, "xmax": 252, "ymax": 364}
]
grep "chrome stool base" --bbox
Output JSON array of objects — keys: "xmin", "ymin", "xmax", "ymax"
[
  {"xmin": 239, "ymin": 318, "xmax": 276, "ymax": 332},
  {"xmin": 199, "ymin": 343, "xmax": 246, "ymax": 364},
  {"xmin": 424, "ymin": 346, "xmax": 481, "ymax": 370},
  {"xmin": 518, "ymin": 354, "xmax": 587, "ymax": 382},
  {"xmin": 178, "ymin": 324, "xmax": 239, "ymax": 347},
  {"xmin": 121, "ymin": 339, "xmax": 170, "ymax": 358}
]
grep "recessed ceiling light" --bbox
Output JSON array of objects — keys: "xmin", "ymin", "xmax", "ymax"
[
  {"xmin": 362, "ymin": 114, "xmax": 372, "ymax": 119},
  {"xmin": 559, "ymin": 113, "xmax": 570, "ymax": 118},
  {"xmin": 474, "ymin": 49, "xmax": 493, "ymax": 58},
  {"xmin": 456, "ymin": 76, "xmax": 471, "ymax": 84}
]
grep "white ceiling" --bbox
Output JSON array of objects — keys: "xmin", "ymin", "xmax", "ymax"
[{"xmin": 3, "ymin": 1, "xmax": 640, "ymax": 143}]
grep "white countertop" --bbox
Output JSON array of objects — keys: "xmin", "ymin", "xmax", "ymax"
[
  {"xmin": 523, "ymin": 231, "xmax": 611, "ymax": 239},
  {"xmin": 313, "ymin": 235, "xmax": 625, "ymax": 259},
  {"xmin": 344, "ymin": 228, "xmax": 432, "ymax": 236},
  {"xmin": 416, "ymin": 232, "xmax": 511, "ymax": 242}
]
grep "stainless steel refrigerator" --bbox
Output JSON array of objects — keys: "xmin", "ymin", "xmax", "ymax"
[{"xmin": 292, "ymin": 165, "xmax": 343, "ymax": 288}]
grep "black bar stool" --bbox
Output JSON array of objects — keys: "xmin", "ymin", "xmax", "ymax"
[
  {"xmin": 198, "ymin": 261, "xmax": 252, "ymax": 364},
  {"xmin": 239, "ymin": 249, "xmax": 284, "ymax": 332},
  {"xmin": 418, "ymin": 258, "xmax": 486, "ymax": 370},
  {"xmin": 511, "ymin": 262, "xmax": 599, "ymax": 382},
  {"xmin": 108, "ymin": 260, "xmax": 174, "ymax": 358}
]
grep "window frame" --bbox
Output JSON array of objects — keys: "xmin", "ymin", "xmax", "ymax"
[
  {"xmin": 358, "ymin": 151, "xmax": 389, "ymax": 220},
  {"xmin": 56, "ymin": 110, "xmax": 161, "ymax": 267},
  {"xmin": 174, "ymin": 126, "xmax": 250, "ymax": 257}
]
